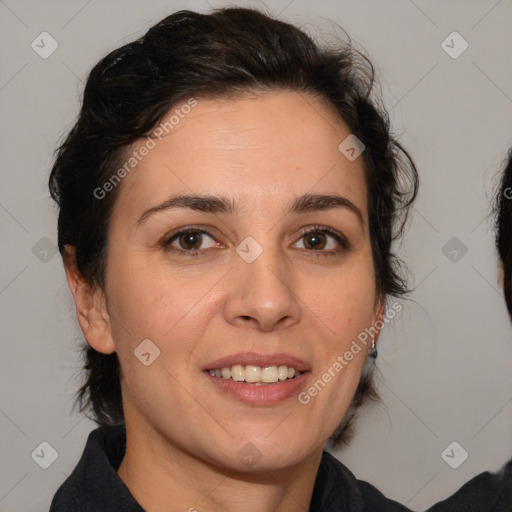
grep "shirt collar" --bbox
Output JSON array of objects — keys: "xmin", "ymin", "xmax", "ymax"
[{"xmin": 51, "ymin": 424, "xmax": 367, "ymax": 511}]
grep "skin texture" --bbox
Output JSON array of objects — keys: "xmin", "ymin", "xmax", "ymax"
[{"xmin": 64, "ymin": 91, "xmax": 384, "ymax": 512}]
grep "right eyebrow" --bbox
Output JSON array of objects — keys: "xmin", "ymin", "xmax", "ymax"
[{"xmin": 136, "ymin": 195, "xmax": 238, "ymax": 225}]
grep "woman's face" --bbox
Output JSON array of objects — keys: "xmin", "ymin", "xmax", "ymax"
[{"xmin": 98, "ymin": 91, "xmax": 381, "ymax": 471}]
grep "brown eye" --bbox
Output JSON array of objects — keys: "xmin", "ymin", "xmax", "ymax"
[
  {"xmin": 303, "ymin": 231, "xmax": 327, "ymax": 250},
  {"xmin": 163, "ymin": 228, "xmax": 221, "ymax": 254},
  {"xmin": 292, "ymin": 226, "xmax": 350, "ymax": 258},
  {"xmin": 178, "ymin": 231, "xmax": 203, "ymax": 250}
]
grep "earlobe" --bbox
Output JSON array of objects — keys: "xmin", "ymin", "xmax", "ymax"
[
  {"xmin": 62, "ymin": 246, "xmax": 116, "ymax": 355},
  {"xmin": 373, "ymin": 301, "xmax": 386, "ymax": 345}
]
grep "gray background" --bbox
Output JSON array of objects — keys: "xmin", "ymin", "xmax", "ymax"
[{"xmin": 1, "ymin": 0, "xmax": 511, "ymax": 510}]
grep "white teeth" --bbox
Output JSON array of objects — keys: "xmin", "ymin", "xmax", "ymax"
[
  {"xmin": 261, "ymin": 366, "xmax": 278, "ymax": 383},
  {"xmin": 207, "ymin": 364, "xmax": 302, "ymax": 383},
  {"xmin": 245, "ymin": 365, "xmax": 261, "ymax": 383},
  {"xmin": 278, "ymin": 365, "xmax": 288, "ymax": 381},
  {"xmin": 231, "ymin": 364, "xmax": 245, "ymax": 382}
]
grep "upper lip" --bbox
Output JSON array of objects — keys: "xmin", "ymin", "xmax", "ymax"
[{"xmin": 202, "ymin": 352, "xmax": 311, "ymax": 372}]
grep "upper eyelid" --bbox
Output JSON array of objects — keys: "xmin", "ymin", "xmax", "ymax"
[{"xmin": 164, "ymin": 226, "xmax": 220, "ymax": 243}]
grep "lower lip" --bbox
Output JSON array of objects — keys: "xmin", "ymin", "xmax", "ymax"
[{"xmin": 203, "ymin": 371, "xmax": 310, "ymax": 405}]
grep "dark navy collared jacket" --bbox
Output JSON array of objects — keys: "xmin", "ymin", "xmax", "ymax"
[{"xmin": 49, "ymin": 424, "xmax": 511, "ymax": 511}]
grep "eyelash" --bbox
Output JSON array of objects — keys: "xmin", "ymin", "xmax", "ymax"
[{"xmin": 161, "ymin": 224, "xmax": 350, "ymax": 259}]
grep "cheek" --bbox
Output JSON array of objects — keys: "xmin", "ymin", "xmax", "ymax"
[
  {"xmin": 307, "ymin": 271, "xmax": 376, "ymax": 413},
  {"xmin": 105, "ymin": 252, "xmax": 224, "ymax": 356},
  {"xmin": 302, "ymin": 259, "xmax": 377, "ymax": 411},
  {"xmin": 308, "ymin": 264, "xmax": 377, "ymax": 344},
  {"xmin": 105, "ymin": 266, "xmax": 219, "ymax": 410}
]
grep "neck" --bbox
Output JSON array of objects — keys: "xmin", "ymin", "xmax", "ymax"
[{"xmin": 117, "ymin": 419, "xmax": 323, "ymax": 512}]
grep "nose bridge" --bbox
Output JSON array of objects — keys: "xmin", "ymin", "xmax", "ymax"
[{"xmin": 226, "ymin": 233, "xmax": 301, "ymax": 330}]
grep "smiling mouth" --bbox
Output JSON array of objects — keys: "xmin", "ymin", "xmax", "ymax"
[{"xmin": 205, "ymin": 364, "xmax": 301, "ymax": 384}]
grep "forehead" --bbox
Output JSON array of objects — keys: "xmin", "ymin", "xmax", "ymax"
[{"xmin": 112, "ymin": 91, "xmax": 368, "ymax": 221}]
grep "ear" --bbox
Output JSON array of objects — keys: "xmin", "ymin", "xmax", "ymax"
[
  {"xmin": 62, "ymin": 246, "xmax": 115, "ymax": 354},
  {"xmin": 373, "ymin": 299, "xmax": 386, "ymax": 346}
]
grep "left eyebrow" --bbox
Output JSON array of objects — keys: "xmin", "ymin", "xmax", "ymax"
[
  {"xmin": 136, "ymin": 193, "xmax": 365, "ymax": 227},
  {"xmin": 288, "ymin": 193, "xmax": 364, "ymax": 227}
]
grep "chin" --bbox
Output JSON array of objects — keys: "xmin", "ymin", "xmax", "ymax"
[{"xmin": 204, "ymin": 434, "xmax": 318, "ymax": 474}]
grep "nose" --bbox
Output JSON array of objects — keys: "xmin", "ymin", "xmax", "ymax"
[{"xmin": 223, "ymin": 247, "xmax": 301, "ymax": 332}]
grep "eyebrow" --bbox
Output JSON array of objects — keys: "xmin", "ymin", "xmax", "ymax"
[{"xmin": 136, "ymin": 193, "xmax": 365, "ymax": 226}]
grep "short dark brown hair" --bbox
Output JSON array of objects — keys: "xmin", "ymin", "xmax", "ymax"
[{"xmin": 49, "ymin": 7, "xmax": 418, "ymax": 447}]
